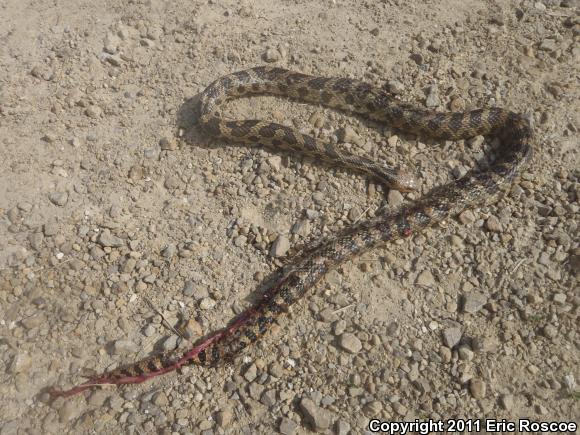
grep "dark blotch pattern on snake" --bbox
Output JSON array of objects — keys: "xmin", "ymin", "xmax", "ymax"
[{"xmin": 49, "ymin": 67, "xmax": 532, "ymax": 398}]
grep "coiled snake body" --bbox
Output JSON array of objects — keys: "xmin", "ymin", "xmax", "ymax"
[{"xmin": 50, "ymin": 67, "xmax": 532, "ymax": 398}]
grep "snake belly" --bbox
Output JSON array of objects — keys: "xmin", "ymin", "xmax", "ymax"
[{"xmin": 49, "ymin": 66, "xmax": 532, "ymax": 397}]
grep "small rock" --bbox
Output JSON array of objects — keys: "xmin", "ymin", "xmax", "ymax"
[
  {"xmin": 182, "ymin": 280, "xmax": 195, "ymax": 296},
  {"xmin": 104, "ymin": 33, "xmax": 121, "ymax": 53},
  {"xmin": 339, "ymin": 126, "xmax": 363, "ymax": 146},
  {"xmin": 183, "ymin": 318, "xmax": 203, "ymax": 339},
  {"xmin": 539, "ymin": 38, "xmax": 557, "ymax": 52},
  {"xmin": 199, "ymin": 297, "xmax": 216, "ymax": 310},
  {"xmin": 563, "ymin": 374, "xmax": 576, "ymax": 391},
  {"xmin": 338, "ymin": 333, "xmax": 362, "ymax": 354},
  {"xmin": 270, "ymin": 235, "xmax": 290, "ymax": 257},
  {"xmin": 9, "ymin": 353, "xmax": 32, "ymax": 374},
  {"xmin": 542, "ymin": 324, "xmax": 557, "ymax": 339},
  {"xmin": 162, "ymin": 335, "xmax": 179, "ymax": 351},
  {"xmin": 234, "ymin": 235, "xmax": 247, "ymax": 247},
  {"xmin": 162, "ymin": 244, "xmax": 177, "ymax": 258},
  {"xmin": 128, "ymin": 166, "xmax": 144, "ymax": 182},
  {"xmin": 28, "ymin": 233, "xmax": 44, "ymax": 250},
  {"xmin": 388, "ymin": 80, "xmax": 405, "ymax": 95},
  {"xmin": 260, "ymin": 389, "xmax": 277, "ymax": 407},
  {"xmin": 388, "ymin": 189, "xmax": 404, "ymax": 206},
  {"xmin": 485, "ymin": 215, "xmax": 502, "ymax": 232},
  {"xmin": 59, "ymin": 400, "xmax": 81, "ymax": 423},
  {"xmin": 98, "ymin": 229, "xmax": 124, "ymax": 247},
  {"xmin": 48, "ymin": 191, "xmax": 68, "ymax": 206},
  {"xmin": 462, "ymin": 292, "xmax": 487, "ymax": 314},
  {"xmin": 442, "ymin": 327, "xmax": 462, "ymax": 348},
  {"xmin": 425, "ymin": 86, "xmax": 440, "ymax": 108},
  {"xmin": 458, "ymin": 346, "xmax": 474, "ymax": 361},
  {"xmin": 264, "ymin": 48, "xmax": 280, "ymax": 62},
  {"xmin": 142, "ymin": 324, "xmax": 155, "ymax": 337},
  {"xmin": 105, "ymin": 54, "xmax": 123, "ymax": 67},
  {"xmin": 459, "ymin": 210, "xmax": 476, "ymax": 225},
  {"xmin": 164, "ymin": 175, "xmax": 180, "ymax": 189},
  {"xmin": 31, "ymin": 65, "xmax": 54, "ymax": 80},
  {"xmin": 88, "ymin": 390, "xmax": 109, "ymax": 407},
  {"xmin": 499, "ymin": 394, "xmax": 514, "ymax": 410},
  {"xmin": 113, "ymin": 340, "xmax": 139, "ymax": 355},
  {"xmin": 553, "ymin": 293, "xmax": 566, "ymax": 304},
  {"xmin": 85, "ymin": 105, "xmax": 103, "ymax": 118},
  {"xmin": 243, "ymin": 363, "xmax": 257, "ymax": 382},
  {"xmin": 363, "ymin": 400, "xmax": 382, "ymax": 416},
  {"xmin": 216, "ymin": 409, "xmax": 233, "ymax": 428},
  {"xmin": 469, "ymin": 378, "xmax": 486, "ymax": 399},
  {"xmin": 416, "ymin": 270, "xmax": 435, "ymax": 287},
  {"xmin": 299, "ymin": 398, "xmax": 332, "ymax": 431},
  {"xmin": 159, "ymin": 137, "xmax": 178, "ymax": 150},
  {"xmin": 334, "ymin": 420, "xmax": 351, "ymax": 435},
  {"xmin": 279, "ymin": 417, "xmax": 298, "ymax": 435}
]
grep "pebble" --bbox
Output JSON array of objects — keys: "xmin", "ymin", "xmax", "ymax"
[
  {"xmin": 462, "ymin": 292, "xmax": 487, "ymax": 314},
  {"xmin": 234, "ymin": 235, "xmax": 247, "ymax": 247},
  {"xmin": 442, "ymin": 327, "xmax": 462, "ymax": 348},
  {"xmin": 542, "ymin": 324, "xmax": 557, "ymax": 339},
  {"xmin": 143, "ymin": 324, "xmax": 156, "ymax": 337},
  {"xmin": 85, "ymin": 105, "xmax": 103, "ymax": 118},
  {"xmin": 299, "ymin": 398, "xmax": 332, "ymax": 431},
  {"xmin": 388, "ymin": 189, "xmax": 404, "ymax": 206},
  {"xmin": 48, "ymin": 191, "xmax": 68, "ymax": 206},
  {"xmin": 458, "ymin": 346, "xmax": 474, "ymax": 361},
  {"xmin": 553, "ymin": 293, "xmax": 566, "ymax": 304},
  {"xmin": 182, "ymin": 280, "xmax": 195, "ymax": 296},
  {"xmin": 113, "ymin": 339, "xmax": 140, "ymax": 354},
  {"xmin": 162, "ymin": 244, "xmax": 177, "ymax": 258},
  {"xmin": 9, "ymin": 353, "xmax": 32, "ymax": 374},
  {"xmin": 159, "ymin": 137, "xmax": 178, "ymax": 150},
  {"xmin": 199, "ymin": 297, "xmax": 216, "ymax": 310},
  {"xmin": 469, "ymin": 378, "xmax": 486, "ymax": 399},
  {"xmin": 499, "ymin": 394, "xmax": 514, "ymax": 410},
  {"xmin": 279, "ymin": 417, "xmax": 298, "ymax": 435},
  {"xmin": 338, "ymin": 333, "xmax": 362, "ymax": 354},
  {"xmin": 31, "ymin": 65, "xmax": 54, "ymax": 80},
  {"xmin": 243, "ymin": 363, "xmax": 258, "ymax": 382},
  {"xmin": 260, "ymin": 389, "xmax": 277, "ymax": 407},
  {"xmin": 270, "ymin": 235, "xmax": 290, "ymax": 257},
  {"xmin": 458, "ymin": 210, "xmax": 476, "ymax": 225},
  {"xmin": 363, "ymin": 400, "xmax": 382, "ymax": 416},
  {"xmin": 98, "ymin": 229, "xmax": 124, "ymax": 247},
  {"xmin": 335, "ymin": 420, "xmax": 351, "ymax": 435},
  {"xmin": 264, "ymin": 48, "xmax": 280, "ymax": 62},
  {"xmin": 425, "ymin": 86, "xmax": 440, "ymax": 108},
  {"xmin": 162, "ymin": 335, "xmax": 179, "ymax": 351},
  {"xmin": 58, "ymin": 400, "xmax": 81, "ymax": 423},
  {"xmin": 388, "ymin": 80, "xmax": 405, "ymax": 95},
  {"xmin": 183, "ymin": 319, "xmax": 203, "ymax": 339},
  {"xmin": 164, "ymin": 175, "xmax": 180, "ymax": 189},
  {"xmin": 415, "ymin": 270, "xmax": 435, "ymax": 287},
  {"xmin": 340, "ymin": 126, "xmax": 363, "ymax": 146},
  {"xmin": 485, "ymin": 215, "xmax": 502, "ymax": 232},
  {"xmin": 216, "ymin": 409, "xmax": 233, "ymax": 428}
]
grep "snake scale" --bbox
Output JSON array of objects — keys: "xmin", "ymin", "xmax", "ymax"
[{"xmin": 50, "ymin": 66, "xmax": 532, "ymax": 398}]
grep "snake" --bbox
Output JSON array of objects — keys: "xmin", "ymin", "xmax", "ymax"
[{"xmin": 49, "ymin": 66, "xmax": 533, "ymax": 398}]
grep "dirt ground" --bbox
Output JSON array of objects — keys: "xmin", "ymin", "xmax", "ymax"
[{"xmin": 0, "ymin": 0, "xmax": 578, "ymax": 433}]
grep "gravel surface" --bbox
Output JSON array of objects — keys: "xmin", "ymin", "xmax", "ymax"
[{"xmin": 0, "ymin": 0, "xmax": 578, "ymax": 433}]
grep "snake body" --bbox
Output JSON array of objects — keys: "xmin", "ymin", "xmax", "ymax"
[{"xmin": 50, "ymin": 67, "xmax": 532, "ymax": 397}]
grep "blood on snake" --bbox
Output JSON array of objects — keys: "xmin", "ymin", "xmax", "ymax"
[{"xmin": 48, "ymin": 66, "xmax": 533, "ymax": 399}]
